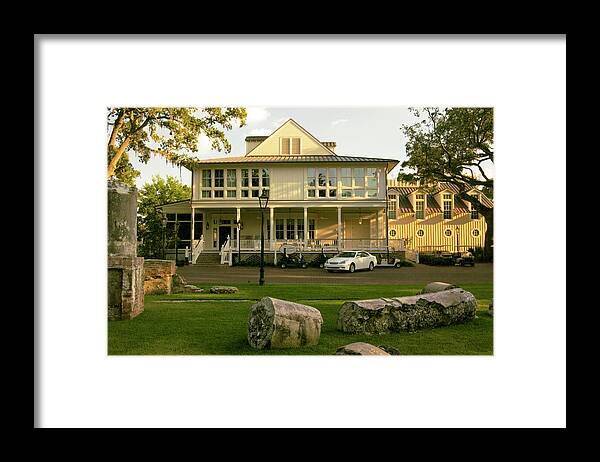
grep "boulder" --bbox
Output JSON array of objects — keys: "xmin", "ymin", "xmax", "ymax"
[
  {"xmin": 377, "ymin": 345, "xmax": 401, "ymax": 355},
  {"xmin": 184, "ymin": 284, "xmax": 204, "ymax": 293},
  {"xmin": 248, "ymin": 297, "xmax": 323, "ymax": 349},
  {"xmin": 335, "ymin": 342, "xmax": 390, "ymax": 355},
  {"xmin": 171, "ymin": 273, "xmax": 188, "ymax": 294},
  {"xmin": 421, "ymin": 281, "xmax": 457, "ymax": 294},
  {"xmin": 337, "ymin": 288, "xmax": 477, "ymax": 334},
  {"xmin": 210, "ymin": 286, "xmax": 239, "ymax": 294}
]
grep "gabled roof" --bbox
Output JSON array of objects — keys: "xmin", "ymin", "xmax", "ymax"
[{"xmin": 246, "ymin": 118, "xmax": 336, "ymax": 156}]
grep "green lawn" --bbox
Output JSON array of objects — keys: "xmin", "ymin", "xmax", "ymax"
[{"xmin": 108, "ymin": 283, "xmax": 493, "ymax": 355}]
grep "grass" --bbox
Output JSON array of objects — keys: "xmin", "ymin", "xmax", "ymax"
[{"xmin": 108, "ymin": 283, "xmax": 493, "ymax": 355}]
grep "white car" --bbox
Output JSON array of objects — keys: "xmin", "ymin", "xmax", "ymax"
[{"xmin": 324, "ymin": 250, "xmax": 377, "ymax": 273}]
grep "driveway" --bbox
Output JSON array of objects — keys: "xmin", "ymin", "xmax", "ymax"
[{"xmin": 177, "ymin": 262, "xmax": 493, "ymax": 285}]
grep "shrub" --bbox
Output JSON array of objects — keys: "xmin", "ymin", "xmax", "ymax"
[{"xmin": 419, "ymin": 253, "xmax": 455, "ymax": 266}]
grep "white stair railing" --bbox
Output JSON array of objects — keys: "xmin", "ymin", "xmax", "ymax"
[
  {"xmin": 220, "ymin": 236, "xmax": 231, "ymax": 265},
  {"xmin": 192, "ymin": 236, "xmax": 204, "ymax": 264}
]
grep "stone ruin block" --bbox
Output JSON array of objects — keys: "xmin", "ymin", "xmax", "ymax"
[
  {"xmin": 143, "ymin": 259, "xmax": 176, "ymax": 295},
  {"xmin": 108, "ymin": 255, "xmax": 144, "ymax": 320}
]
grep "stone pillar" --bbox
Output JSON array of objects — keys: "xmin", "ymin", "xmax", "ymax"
[
  {"xmin": 107, "ymin": 180, "xmax": 138, "ymax": 257},
  {"xmin": 107, "ymin": 179, "xmax": 144, "ymax": 320}
]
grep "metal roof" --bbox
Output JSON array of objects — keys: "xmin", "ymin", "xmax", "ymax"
[{"xmin": 189, "ymin": 155, "xmax": 399, "ymax": 169}]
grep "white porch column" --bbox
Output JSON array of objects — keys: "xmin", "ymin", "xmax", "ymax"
[
  {"xmin": 270, "ymin": 206, "xmax": 275, "ymax": 251},
  {"xmin": 236, "ymin": 207, "xmax": 241, "ymax": 249},
  {"xmin": 303, "ymin": 207, "xmax": 308, "ymax": 249},
  {"xmin": 337, "ymin": 207, "xmax": 342, "ymax": 249},
  {"xmin": 191, "ymin": 206, "xmax": 195, "ymax": 243}
]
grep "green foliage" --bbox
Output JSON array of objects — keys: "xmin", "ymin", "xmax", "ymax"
[
  {"xmin": 107, "ymin": 107, "xmax": 247, "ymax": 182},
  {"xmin": 419, "ymin": 253, "xmax": 455, "ymax": 266},
  {"xmin": 109, "ymin": 151, "xmax": 139, "ymax": 187},
  {"xmin": 137, "ymin": 175, "xmax": 191, "ymax": 258},
  {"xmin": 108, "ymin": 283, "xmax": 493, "ymax": 355},
  {"xmin": 399, "ymin": 107, "xmax": 494, "ymax": 256}
]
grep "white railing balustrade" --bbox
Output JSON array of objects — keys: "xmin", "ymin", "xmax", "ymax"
[
  {"xmin": 220, "ymin": 236, "xmax": 232, "ymax": 265},
  {"xmin": 192, "ymin": 236, "xmax": 205, "ymax": 263},
  {"xmin": 405, "ymin": 249, "xmax": 419, "ymax": 264}
]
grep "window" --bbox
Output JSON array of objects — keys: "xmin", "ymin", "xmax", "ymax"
[
  {"xmin": 308, "ymin": 219, "xmax": 316, "ymax": 239},
  {"xmin": 336, "ymin": 167, "xmax": 379, "ymax": 198},
  {"xmin": 443, "ymin": 193, "xmax": 452, "ymax": 220},
  {"xmin": 306, "ymin": 167, "xmax": 337, "ymax": 198},
  {"xmin": 287, "ymin": 220, "xmax": 295, "ymax": 240},
  {"xmin": 227, "ymin": 169, "xmax": 236, "ymax": 188},
  {"xmin": 214, "ymin": 169, "xmax": 224, "ymax": 188},
  {"xmin": 214, "ymin": 190, "xmax": 224, "ymax": 198},
  {"xmin": 251, "ymin": 169, "xmax": 260, "ymax": 187},
  {"xmin": 201, "ymin": 169, "xmax": 211, "ymax": 188},
  {"xmin": 416, "ymin": 229, "xmax": 425, "ymax": 238},
  {"xmin": 193, "ymin": 212, "xmax": 203, "ymax": 240},
  {"xmin": 471, "ymin": 194, "xmax": 480, "ymax": 219},
  {"xmin": 297, "ymin": 219, "xmax": 304, "ymax": 240},
  {"xmin": 415, "ymin": 194, "xmax": 425, "ymax": 220},
  {"xmin": 227, "ymin": 190, "xmax": 236, "ymax": 198},
  {"xmin": 388, "ymin": 194, "xmax": 397, "ymax": 219},
  {"xmin": 444, "ymin": 229, "xmax": 452, "ymax": 237},
  {"xmin": 389, "ymin": 229, "xmax": 397, "ymax": 237},
  {"xmin": 241, "ymin": 169, "xmax": 249, "ymax": 187},
  {"xmin": 281, "ymin": 137, "xmax": 300, "ymax": 155},
  {"xmin": 366, "ymin": 168, "xmax": 378, "ymax": 197},
  {"xmin": 275, "ymin": 219, "xmax": 284, "ymax": 239},
  {"xmin": 472, "ymin": 229, "xmax": 480, "ymax": 237},
  {"xmin": 262, "ymin": 168, "xmax": 270, "ymax": 188},
  {"xmin": 201, "ymin": 190, "xmax": 211, "ymax": 198}
]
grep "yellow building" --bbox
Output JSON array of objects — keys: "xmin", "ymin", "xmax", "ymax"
[
  {"xmin": 386, "ymin": 179, "xmax": 493, "ymax": 253},
  {"xmin": 159, "ymin": 118, "xmax": 493, "ymax": 264}
]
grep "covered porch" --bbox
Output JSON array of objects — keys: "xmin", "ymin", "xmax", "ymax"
[{"xmin": 190, "ymin": 205, "xmax": 403, "ymax": 263}]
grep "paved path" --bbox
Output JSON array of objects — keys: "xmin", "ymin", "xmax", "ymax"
[{"xmin": 177, "ymin": 263, "xmax": 493, "ymax": 285}]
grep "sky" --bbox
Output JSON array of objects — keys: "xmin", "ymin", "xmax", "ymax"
[{"xmin": 129, "ymin": 107, "xmax": 493, "ymax": 188}]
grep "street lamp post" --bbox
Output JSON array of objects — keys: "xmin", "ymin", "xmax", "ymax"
[
  {"xmin": 258, "ymin": 191, "xmax": 269, "ymax": 286},
  {"xmin": 162, "ymin": 215, "xmax": 168, "ymax": 260},
  {"xmin": 174, "ymin": 220, "xmax": 180, "ymax": 266},
  {"xmin": 235, "ymin": 219, "xmax": 243, "ymax": 265},
  {"xmin": 455, "ymin": 226, "xmax": 460, "ymax": 253}
]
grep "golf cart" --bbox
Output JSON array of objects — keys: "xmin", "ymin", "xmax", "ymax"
[
  {"xmin": 377, "ymin": 255, "xmax": 404, "ymax": 268},
  {"xmin": 453, "ymin": 251, "xmax": 475, "ymax": 266},
  {"xmin": 278, "ymin": 244, "xmax": 308, "ymax": 269}
]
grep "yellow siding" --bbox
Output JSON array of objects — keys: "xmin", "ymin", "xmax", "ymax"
[
  {"xmin": 389, "ymin": 213, "xmax": 488, "ymax": 251},
  {"xmin": 270, "ymin": 166, "xmax": 304, "ymax": 200},
  {"xmin": 247, "ymin": 120, "xmax": 330, "ymax": 156}
]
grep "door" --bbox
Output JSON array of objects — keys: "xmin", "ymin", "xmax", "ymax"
[
  {"xmin": 358, "ymin": 252, "xmax": 369, "ymax": 269},
  {"xmin": 218, "ymin": 226, "xmax": 230, "ymax": 249}
]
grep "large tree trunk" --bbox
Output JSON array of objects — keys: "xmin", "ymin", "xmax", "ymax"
[
  {"xmin": 247, "ymin": 297, "xmax": 323, "ymax": 349},
  {"xmin": 481, "ymin": 209, "xmax": 493, "ymax": 260},
  {"xmin": 337, "ymin": 288, "xmax": 477, "ymax": 334}
]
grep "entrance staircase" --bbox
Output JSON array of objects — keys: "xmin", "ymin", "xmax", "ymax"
[{"xmin": 192, "ymin": 252, "xmax": 222, "ymax": 266}]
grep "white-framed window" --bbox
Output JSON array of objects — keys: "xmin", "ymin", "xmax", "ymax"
[
  {"xmin": 443, "ymin": 193, "xmax": 453, "ymax": 220},
  {"xmin": 297, "ymin": 218, "xmax": 304, "ymax": 240},
  {"xmin": 226, "ymin": 169, "xmax": 237, "ymax": 198},
  {"xmin": 470, "ymin": 194, "xmax": 480, "ymax": 219},
  {"xmin": 388, "ymin": 194, "xmax": 397, "ymax": 219},
  {"xmin": 275, "ymin": 219, "xmax": 284, "ymax": 239},
  {"xmin": 415, "ymin": 193, "xmax": 425, "ymax": 220},
  {"xmin": 389, "ymin": 229, "xmax": 397, "ymax": 237},
  {"xmin": 241, "ymin": 169, "xmax": 249, "ymax": 197},
  {"xmin": 337, "ymin": 167, "xmax": 379, "ymax": 198},
  {"xmin": 472, "ymin": 229, "xmax": 480, "ymax": 237},
  {"xmin": 307, "ymin": 167, "xmax": 337, "ymax": 198},
  {"xmin": 286, "ymin": 220, "xmax": 295, "ymax": 240},
  {"xmin": 416, "ymin": 229, "xmax": 425, "ymax": 238},
  {"xmin": 444, "ymin": 228, "xmax": 453, "ymax": 237},
  {"xmin": 308, "ymin": 219, "xmax": 316, "ymax": 239},
  {"xmin": 281, "ymin": 137, "xmax": 301, "ymax": 155}
]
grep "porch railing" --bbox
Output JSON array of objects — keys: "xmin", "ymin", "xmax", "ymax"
[
  {"xmin": 191, "ymin": 236, "xmax": 204, "ymax": 263},
  {"xmin": 219, "ymin": 236, "xmax": 232, "ymax": 265},
  {"xmin": 405, "ymin": 249, "xmax": 419, "ymax": 264}
]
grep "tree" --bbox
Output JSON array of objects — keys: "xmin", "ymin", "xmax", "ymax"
[
  {"xmin": 107, "ymin": 107, "xmax": 247, "ymax": 184},
  {"xmin": 137, "ymin": 175, "xmax": 191, "ymax": 258},
  {"xmin": 399, "ymin": 107, "xmax": 494, "ymax": 257}
]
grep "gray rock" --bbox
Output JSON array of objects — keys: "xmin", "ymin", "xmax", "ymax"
[
  {"xmin": 421, "ymin": 281, "xmax": 457, "ymax": 294},
  {"xmin": 184, "ymin": 284, "xmax": 204, "ymax": 293},
  {"xmin": 210, "ymin": 286, "xmax": 239, "ymax": 294},
  {"xmin": 337, "ymin": 288, "xmax": 478, "ymax": 334},
  {"xmin": 377, "ymin": 345, "xmax": 401, "ymax": 355},
  {"xmin": 248, "ymin": 297, "xmax": 323, "ymax": 349},
  {"xmin": 335, "ymin": 342, "xmax": 390, "ymax": 355}
]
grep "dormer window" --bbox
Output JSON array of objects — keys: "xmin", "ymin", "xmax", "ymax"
[
  {"xmin": 281, "ymin": 137, "xmax": 300, "ymax": 155},
  {"xmin": 415, "ymin": 193, "xmax": 425, "ymax": 219},
  {"xmin": 470, "ymin": 193, "xmax": 480, "ymax": 219},
  {"xmin": 443, "ymin": 193, "xmax": 453, "ymax": 220}
]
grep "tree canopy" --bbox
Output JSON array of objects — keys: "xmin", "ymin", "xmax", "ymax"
[
  {"xmin": 107, "ymin": 107, "xmax": 247, "ymax": 186},
  {"xmin": 137, "ymin": 175, "xmax": 191, "ymax": 258},
  {"xmin": 399, "ymin": 107, "xmax": 494, "ymax": 256}
]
